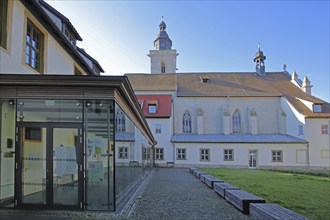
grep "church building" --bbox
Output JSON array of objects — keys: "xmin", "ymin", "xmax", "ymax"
[{"xmin": 127, "ymin": 21, "xmax": 330, "ymax": 169}]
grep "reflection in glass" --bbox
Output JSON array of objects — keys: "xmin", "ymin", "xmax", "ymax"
[
  {"xmin": 53, "ymin": 128, "xmax": 79, "ymax": 205},
  {"xmin": 16, "ymin": 99, "xmax": 83, "ymax": 123},
  {"xmin": 21, "ymin": 127, "xmax": 47, "ymax": 204},
  {"xmin": 85, "ymin": 100, "xmax": 114, "ymax": 211},
  {"xmin": 0, "ymin": 100, "xmax": 16, "ymax": 207}
]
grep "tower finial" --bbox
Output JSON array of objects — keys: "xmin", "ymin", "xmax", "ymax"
[
  {"xmin": 254, "ymin": 44, "xmax": 266, "ymax": 76},
  {"xmin": 161, "ymin": 16, "xmax": 164, "ymax": 21}
]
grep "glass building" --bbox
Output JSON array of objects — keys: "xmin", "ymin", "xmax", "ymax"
[{"xmin": 0, "ymin": 74, "xmax": 156, "ymax": 211}]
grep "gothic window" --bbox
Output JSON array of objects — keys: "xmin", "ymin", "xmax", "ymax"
[
  {"xmin": 115, "ymin": 109, "xmax": 126, "ymax": 132},
  {"xmin": 232, "ymin": 110, "xmax": 241, "ymax": 133},
  {"xmin": 183, "ymin": 111, "xmax": 192, "ymax": 133},
  {"xmin": 161, "ymin": 62, "xmax": 165, "ymax": 73}
]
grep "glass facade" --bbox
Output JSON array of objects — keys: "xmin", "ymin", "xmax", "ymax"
[
  {"xmin": 0, "ymin": 98, "xmax": 153, "ymax": 211},
  {"xmin": 114, "ymin": 103, "xmax": 150, "ymax": 208}
]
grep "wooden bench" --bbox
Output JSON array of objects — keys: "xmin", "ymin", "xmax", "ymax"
[
  {"xmin": 214, "ymin": 182, "xmax": 239, "ymax": 197},
  {"xmin": 250, "ymin": 203, "xmax": 310, "ymax": 220},
  {"xmin": 225, "ymin": 189, "xmax": 265, "ymax": 214},
  {"xmin": 189, "ymin": 167, "xmax": 197, "ymax": 174},
  {"xmin": 204, "ymin": 175, "xmax": 224, "ymax": 189},
  {"xmin": 129, "ymin": 161, "xmax": 139, "ymax": 166},
  {"xmin": 166, "ymin": 162, "xmax": 174, "ymax": 167},
  {"xmin": 199, "ymin": 173, "xmax": 212, "ymax": 183},
  {"xmin": 193, "ymin": 170, "xmax": 207, "ymax": 179}
]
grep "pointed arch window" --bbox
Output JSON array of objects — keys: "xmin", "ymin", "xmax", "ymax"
[
  {"xmin": 116, "ymin": 109, "xmax": 126, "ymax": 132},
  {"xmin": 161, "ymin": 62, "xmax": 165, "ymax": 73},
  {"xmin": 232, "ymin": 110, "xmax": 241, "ymax": 133},
  {"xmin": 183, "ymin": 112, "xmax": 192, "ymax": 133}
]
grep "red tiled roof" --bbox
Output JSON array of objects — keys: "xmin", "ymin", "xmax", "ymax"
[{"xmin": 137, "ymin": 95, "xmax": 172, "ymax": 118}]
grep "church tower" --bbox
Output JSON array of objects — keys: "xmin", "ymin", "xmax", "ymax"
[
  {"xmin": 148, "ymin": 20, "xmax": 178, "ymax": 74},
  {"xmin": 253, "ymin": 45, "xmax": 266, "ymax": 76}
]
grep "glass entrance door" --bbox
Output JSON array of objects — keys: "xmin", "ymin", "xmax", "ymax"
[
  {"xmin": 248, "ymin": 150, "xmax": 257, "ymax": 168},
  {"xmin": 16, "ymin": 123, "xmax": 83, "ymax": 209}
]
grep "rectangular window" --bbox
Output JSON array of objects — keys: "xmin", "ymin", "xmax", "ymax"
[
  {"xmin": 25, "ymin": 127, "xmax": 42, "ymax": 142},
  {"xmin": 148, "ymin": 104, "xmax": 157, "ymax": 114},
  {"xmin": 272, "ymin": 150, "xmax": 282, "ymax": 162},
  {"xmin": 321, "ymin": 125, "xmax": 328, "ymax": 135},
  {"xmin": 142, "ymin": 147, "xmax": 150, "ymax": 160},
  {"xmin": 26, "ymin": 19, "xmax": 44, "ymax": 72},
  {"xmin": 176, "ymin": 148, "xmax": 186, "ymax": 160},
  {"xmin": 224, "ymin": 149, "xmax": 234, "ymax": 161},
  {"xmin": 0, "ymin": 0, "xmax": 8, "ymax": 48},
  {"xmin": 64, "ymin": 25, "xmax": 75, "ymax": 46},
  {"xmin": 155, "ymin": 148, "xmax": 164, "ymax": 160},
  {"xmin": 200, "ymin": 148, "xmax": 210, "ymax": 161},
  {"xmin": 118, "ymin": 147, "xmax": 128, "ymax": 159},
  {"xmin": 155, "ymin": 124, "xmax": 161, "ymax": 134}
]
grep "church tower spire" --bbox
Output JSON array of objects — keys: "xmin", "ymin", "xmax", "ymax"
[
  {"xmin": 148, "ymin": 19, "xmax": 178, "ymax": 74},
  {"xmin": 154, "ymin": 20, "xmax": 172, "ymax": 50},
  {"xmin": 253, "ymin": 44, "xmax": 266, "ymax": 76}
]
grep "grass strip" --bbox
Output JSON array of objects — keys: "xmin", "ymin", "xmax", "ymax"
[{"xmin": 200, "ymin": 168, "xmax": 330, "ymax": 220}]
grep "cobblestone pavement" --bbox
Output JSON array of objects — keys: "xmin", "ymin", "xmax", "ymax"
[
  {"xmin": 128, "ymin": 168, "xmax": 249, "ymax": 220},
  {"xmin": 0, "ymin": 168, "xmax": 250, "ymax": 220}
]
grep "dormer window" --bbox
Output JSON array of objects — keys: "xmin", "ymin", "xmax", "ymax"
[
  {"xmin": 313, "ymin": 104, "xmax": 322, "ymax": 113},
  {"xmin": 148, "ymin": 104, "xmax": 157, "ymax": 114},
  {"xmin": 200, "ymin": 76, "xmax": 210, "ymax": 84},
  {"xmin": 93, "ymin": 64, "xmax": 100, "ymax": 75},
  {"xmin": 63, "ymin": 24, "xmax": 75, "ymax": 46}
]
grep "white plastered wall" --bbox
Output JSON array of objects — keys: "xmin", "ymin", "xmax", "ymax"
[
  {"xmin": 173, "ymin": 143, "xmax": 308, "ymax": 168},
  {"xmin": 173, "ymin": 96, "xmax": 281, "ymax": 135},
  {"xmin": 147, "ymin": 118, "xmax": 172, "ymax": 164},
  {"xmin": 0, "ymin": 1, "xmax": 78, "ymax": 75},
  {"xmin": 305, "ymin": 118, "xmax": 330, "ymax": 168}
]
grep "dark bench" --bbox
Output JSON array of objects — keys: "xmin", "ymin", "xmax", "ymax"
[
  {"xmin": 214, "ymin": 182, "xmax": 239, "ymax": 197},
  {"xmin": 250, "ymin": 203, "xmax": 310, "ymax": 220},
  {"xmin": 189, "ymin": 167, "xmax": 197, "ymax": 173},
  {"xmin": 200, "ymin": 173, "xmax": 212, "ymax": 183},
  {"xmin": 166, "ymin": 162, "xmax": 174, "ymax": 167},
  {"xmin": 204, "ymin": 175, "xmax": 224, "ymax": 189},
  {"xmin": 193, "ymin": 170, "xmax": 207, "ymax": 179},
  {"xmin": 225, "ymin": 189, "xmax": 265, "ymax": 214},
  {"xmin": 129, "ymin": 161, "xmax": 139, "ymax": 166}
]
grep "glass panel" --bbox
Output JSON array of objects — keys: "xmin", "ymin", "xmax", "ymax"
[
  {"xmin": 17, "ymin": 99, "xmax": 83, "ymax": 123},
  {"xmin": 21, "ymin": 127, "xmax": 47, "ymax": 204},
  {"xmin": 0, "ymin": 100, "xmax": 16, "ymax": 207},
  {"xmin": 115, "ymin": 103, "xmax": 151, "ymax": 208},
  {"xmin": 53, "ymin": 128, "xmax": 79, "ymax": 205},
  {"xmin": 85, "ymin": 100, "xmax": 114, "ymax": 211}
]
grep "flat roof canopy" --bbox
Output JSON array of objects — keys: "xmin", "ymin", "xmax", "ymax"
[{"xmin": 0, "ymin": 74, "xmax": 156, "ymax": 145}]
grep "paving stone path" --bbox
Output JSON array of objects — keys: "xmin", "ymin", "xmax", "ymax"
[
  {"xmin": 129, "ymin": 168, "xmax": 249, "ymax": 220},
  {"xmin": 0, "ymin": 168, "xmax": 250, "ymax": 220}
]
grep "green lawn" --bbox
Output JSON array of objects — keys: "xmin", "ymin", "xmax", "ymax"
[{"xmin": 200, "ymin": 168, "xmax": 330, "ymax": 220}]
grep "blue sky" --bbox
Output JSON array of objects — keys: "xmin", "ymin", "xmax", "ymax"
[{"xmin": 46, "ymin": 1, "xmax": 329, "ymax": 102}]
